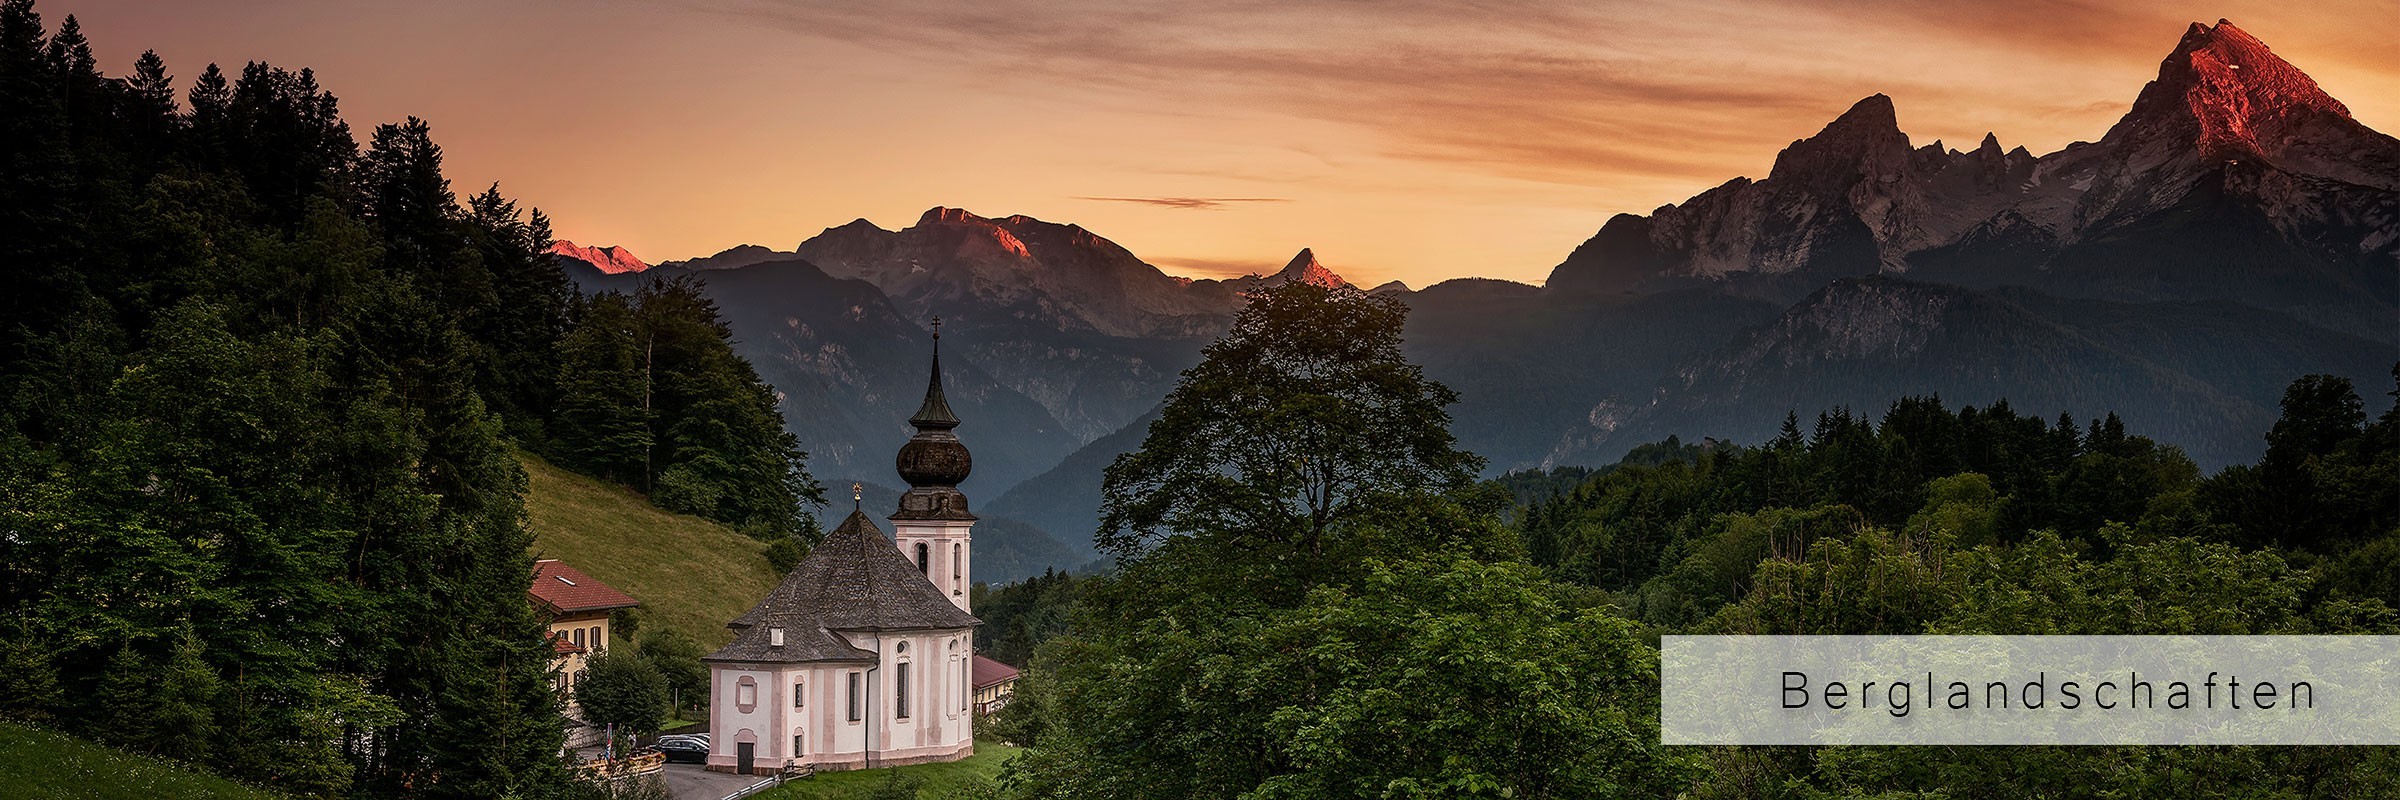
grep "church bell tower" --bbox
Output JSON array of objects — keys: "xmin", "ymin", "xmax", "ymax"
[{"xmin": 892, "ymin": 318, "xmax": 974, "ymax": 611}]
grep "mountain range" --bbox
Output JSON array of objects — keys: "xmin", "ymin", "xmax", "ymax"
[{"xmin": 551, "ymin": 19, "xmax": 2397, "ymax": 580}]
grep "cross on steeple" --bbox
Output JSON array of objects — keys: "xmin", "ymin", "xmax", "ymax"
[
  {"xmin": 852, "ymin": 482, "xmax": 862, "ymax": 510},
  {"xmin": 908, "ymin": 316, "xmax": 959, "ymax": 429}
]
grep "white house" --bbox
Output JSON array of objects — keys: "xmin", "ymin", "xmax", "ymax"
[{"xmin": 702, "ymin": 331, "xmax": 981, "ymax": 775}]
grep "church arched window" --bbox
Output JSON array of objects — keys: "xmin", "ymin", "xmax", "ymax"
[{"xmin": 916, "ymin": 542, "xmax": 929, "ymax": 576}]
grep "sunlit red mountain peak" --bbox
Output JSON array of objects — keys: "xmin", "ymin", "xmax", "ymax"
[
  {"xmin": 2112, "ymin": 19, "xmax": 2359, "ymax": 163},
  {"xmin": 917, "ymin": 206, "xmax": 984, "ymax": 226},
  {"xmin": 913, "ymin": 206, "xmax": 1033, "ymax": 258},
  {"xmin": 1275, "ymin": 248, "xmax": 1352, "ymax": 289},
  {"xmin": 546, "ymin": 240, "xmax": 649, "ymax": 274},
  {"xmin": 1546, "ymin": 17, "xmax": 2396, "ymax": 309}
]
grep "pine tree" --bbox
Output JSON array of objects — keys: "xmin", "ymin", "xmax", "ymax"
[
  {"xmin": 92, "ymin": 646, "xmax": 156, "ymax": 753},
  {"xmin": 0, "ymin": 626, "xmax": 59, "ymax": 723},
  {"xmin": 556, "ymin": 292, "xmax": 652, "ymax": 484},
  {"xmin": 154, "ymin": 631, "xmax": 221, "ymax": 763}
]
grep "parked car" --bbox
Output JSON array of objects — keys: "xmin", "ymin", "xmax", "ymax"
[
  {"xmin": 658, "ymin": 733, "xmax": 708, "ymax": 747},
  {"xmin": 655, "ymin": 738, "xmax": 708, "ymax": 764}
]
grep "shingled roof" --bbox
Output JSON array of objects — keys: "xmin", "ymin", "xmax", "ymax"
[
  {"xmin": 705, "ymin": 510, "xmax": 979, "ymax": 664},
  {"xmin": 528, "ymin": 560, "xmax": 639, "ymax": 616}
]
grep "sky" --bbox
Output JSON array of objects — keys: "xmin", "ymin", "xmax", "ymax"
[{"xmin": 54, "ymin": 0, "xmax": 2400, "ymax": 289}]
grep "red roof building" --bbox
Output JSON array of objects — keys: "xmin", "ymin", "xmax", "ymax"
[
  {"xmin": 972, "ymin": 654, "xmax": 1020, "ymax": 715},
  {"xmin": 529, "ymin": 559, "xmax": 639, "ymax": 726},
  {"xmin": 529, "ymin": 559, "xmax": 640, "ymax": 616},
  {"xmin": 971, "ymin": 654, "xmax": 1020, "ymax": 690}
]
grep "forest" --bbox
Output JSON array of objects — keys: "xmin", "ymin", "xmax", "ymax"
[
  {"xmin": 981, "ymin": 279, "xmax": 2400, "ymax": 799},
  {"xmin": 0, "ymin": 3, "xmax": 814, "ymax": 797}
]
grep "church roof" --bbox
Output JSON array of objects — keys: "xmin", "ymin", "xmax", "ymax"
[{"xmin": 705, "ymin": 510, "xmax": 978, "ymax": 664}]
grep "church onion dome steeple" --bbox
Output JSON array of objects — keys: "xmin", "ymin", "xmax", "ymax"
[{"xmin": 894, "ymin": 318, "xmax": 974, "ymax": 520}]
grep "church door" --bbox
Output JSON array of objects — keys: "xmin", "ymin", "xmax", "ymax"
[{"xmin": 737, "ymin": 741, "xmax": 755, "ymax": 775}]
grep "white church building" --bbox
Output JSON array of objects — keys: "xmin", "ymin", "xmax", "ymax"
[{"xmin": 702, "ymin": 333, "xmax": 981, "ymax": 775}]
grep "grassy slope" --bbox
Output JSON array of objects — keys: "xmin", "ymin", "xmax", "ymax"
[
  {"xmin": 757, "ymin": 740, "xmax": 1021, "ymax": 799},
  {"xmin": 0, "ymin": 723, "xmax": 281, "ymax": 800},
  {"xmin": 521, "ymin": 453, "xmax": 781, "ymax": 649}
]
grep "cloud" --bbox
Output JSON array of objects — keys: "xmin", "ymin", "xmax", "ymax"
[
  {"xmin": 1075, "ymin": 196, "xmax": 1291, "ymax": 210},
  {"xmin": 712, "ymin": 0, "xmax": 2397, "ymax": 195}
]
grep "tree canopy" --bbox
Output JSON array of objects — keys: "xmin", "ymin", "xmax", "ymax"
[
  {"xmin": 0, "ymin": 3, "xmax": 814, "ymax": 795},
  {"xmin": 1098, "ymin": 282, "xmax": 1483, "ymax": 559}
]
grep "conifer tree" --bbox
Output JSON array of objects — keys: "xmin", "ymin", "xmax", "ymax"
[{"xmin": 556, "ymin": 292, "xmax": 653, "ymax": 484}]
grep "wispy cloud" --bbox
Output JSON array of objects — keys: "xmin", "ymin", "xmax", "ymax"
[
  {"xmin": 1076, "ymin": 196, "xmax": 1292, "ymax": 210},
  {"xmin": 710, "ymin": 0, "xmax": 2397, "ymax": 191}
]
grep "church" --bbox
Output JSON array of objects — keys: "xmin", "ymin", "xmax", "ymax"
[{"xmin": 701, "ymin": 332, "xmax": 982, "ymax": 775}]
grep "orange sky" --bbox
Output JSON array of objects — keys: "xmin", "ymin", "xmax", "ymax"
[{"xmin": 56, "ymin": 0, "xmax": 2400, "ymax": 288}]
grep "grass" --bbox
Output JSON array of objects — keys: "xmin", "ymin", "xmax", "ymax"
[
  {"xmin": 521, "ymin": 452, "xmax": 783, "ymax": 650},
  {"xmin": 0, "ymin": 722, "xmax": 282, "ymax": 800},
  {"xmin": 755, "ymin": 739, "xmax": 1021, "ymax": 799}
]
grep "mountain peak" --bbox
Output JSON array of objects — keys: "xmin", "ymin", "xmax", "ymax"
[
  {"xmin": 1275, "ymin": 248, "xmax": 1351, "ymax": 289},
  {"xmin": 547, "ymin": 240, "xmax": 649, "ymax": 274},
  {"xmin": 2112, "ymin": 19, "xmax": 2352, "ymax": 160},
  {"xmin": 1767, "ymin": 94, "xmax": 1913, "ymax": 190},
  {"xmin": 657, "ymin": 243, "xmax": 798, "ymax": 272},
  {"xmin": 1834, "ymin": 94, "xmax": 1899, "ymax": 129},
  {"xmin": 918, "ymin": 206, "xmax": 990, "ymax": 227}
]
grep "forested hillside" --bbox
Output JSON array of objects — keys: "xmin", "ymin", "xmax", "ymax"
[
  {"xmin": 1502, "ymin": 372, "xmax": 2400, "ymax": 796},
  {"xmin": 0, "ymin": 3, "xmax": 817, "ymax": 796},
  {"xmin": 981, "ymin": 278, "xmax": 2400, "ymax": 798}
]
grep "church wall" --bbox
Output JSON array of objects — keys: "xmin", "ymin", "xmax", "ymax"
[
  {"xmin": 829, "ymin": 629, "xmax": 977, "ymax": 766},
  {"xmin": 705, "ymin": 664, "xmax": 780, "ymax": 773},
  {"xmin": 818, "ymin": 663, "xmax": 870, "ymax": 758}
]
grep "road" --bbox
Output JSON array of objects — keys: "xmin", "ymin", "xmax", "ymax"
[
  {"xmin": 574, "ymin": 745, "xmax": 765, "ymax": 800},
  {"xmin": 659, "ymin": 761, "xmax": 768, "ymax": 800}
]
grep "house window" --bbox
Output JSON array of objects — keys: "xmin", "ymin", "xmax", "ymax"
[
  {"xmin": 897, "ymin": 663, "xmax": 911, "ymax": 719},
  {"xmin": 915, "ymin": 542, "xmax": 929, "ymax": 576},
  {"xmin": 572, "ymin": 629, "xmax": 584, "ymax": 648},
  {"xmin": 591, "ymin": 626, "xmax": 603, "ymax": 650},
  {"xmin": 847, "ymin": 672, "xmax": 861, "ymax": 722},
  {"xmin": 794, "ymin": 681, "xmax": 805, "ymax": 707}
]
